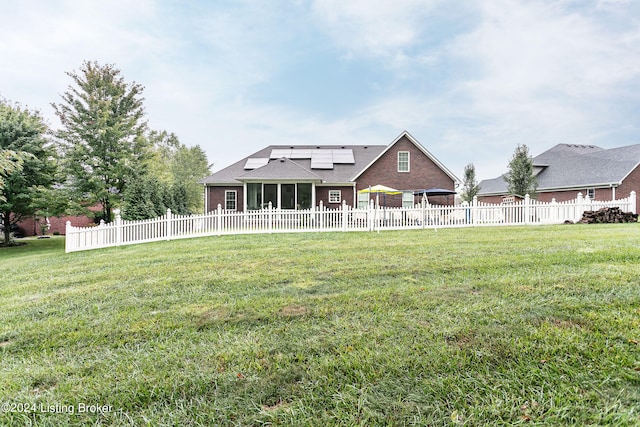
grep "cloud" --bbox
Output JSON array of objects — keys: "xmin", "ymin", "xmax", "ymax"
[
  {"xmin": 1, "ymin": 0, "xmax": 639, "ymax": 185},
  {"xmin": 311, "ymin": 0, "xmax": 442, "ymax": 59}
]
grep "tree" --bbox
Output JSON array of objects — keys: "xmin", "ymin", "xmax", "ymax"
[
  {"xmin": 503, "ymin": 144, "xmax": 537, "ymax": 197},
  {"xmin": 141, "ymin": 131, "xmax": 210, "ymax": 214},
  {"xmin": 121, "ymin": 175, "xmax": 157, "ymax": 220},
  {"xmin": 0, "ymin": 149, "xmax": 33, "ymax": 202},
  {"xmin": 460, "ymin": 163, "xmax": 481, "ymax": 203},
  {"xmin": 171, "ymin": 145, "xmax": 210, "ymax": 213},
  {"xmin": 0, "ymin": 101, "xmax": 57, "ymax": 245},
  {"xmin": 52, "ymin": 61, "xmax": 147, "ymax": 223}
]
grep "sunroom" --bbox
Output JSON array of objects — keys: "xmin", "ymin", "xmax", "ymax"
[{"xmin": 236, "ymin": 157, "xmax": 323, "ymax": 210}]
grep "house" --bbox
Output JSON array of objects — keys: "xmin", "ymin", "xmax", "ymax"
[
  {"xmin": 16, "ymin": 205, "xmax": 101, "ymax": 236},
  {"xmin": 200, "ymin": 131, "xmax": 459, "ymax": 212},
  {"xmin": 478, "ymin": 143, "xmax": 640, "ymax": 212}
]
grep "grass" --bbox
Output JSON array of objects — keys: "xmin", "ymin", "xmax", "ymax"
[{"xmin": 0, "ymin": 225, "xmax": 639, "ymax": 426}]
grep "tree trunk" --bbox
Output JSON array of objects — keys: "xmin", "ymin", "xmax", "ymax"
[
  {"xmin": 2, "ymin": 213, "xmax": 11, "ymax": 246},
  {"xmin": 102, "ymin": 198, "xmax": 112, "ymax": 223}
]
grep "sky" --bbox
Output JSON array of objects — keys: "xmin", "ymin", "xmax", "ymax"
[{"xmin": 1, "ymin": 0, "xmax": 639, "ymax": 183}]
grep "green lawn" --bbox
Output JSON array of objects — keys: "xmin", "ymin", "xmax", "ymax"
[{"xmin": 1, "ymin": 225, "xmax": 639, "ymax": 426}]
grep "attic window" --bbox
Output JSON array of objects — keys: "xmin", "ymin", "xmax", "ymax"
[{"xmin": 398, "ymin": 151, "xmax": 410, "ymax": 172}]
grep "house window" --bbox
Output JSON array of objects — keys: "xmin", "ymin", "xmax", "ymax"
[
  {"xmin": 225, "ymin": 191, "xmax": 237, "ymax": 210},
  {"xmin": 247, "ymin": 183, "xmax": 262, "ymax": 210},
  {"xmin": 358, "ymin": 191, "xmax": 369, "ymax": 209},
  {"xmin": 402, "ymin": 191, "xmax": 414, "ymax": 208},
  {"xmin": 281, "ymin": 184, "xmax": 296, "ymax": 209},
  {"xmin": 264, "ymin": 184, "xmax": 278, "ymax": 208},
  {"xmin": 329, "ymin": 190, "xmax": 341, "ymax": 203},
  {"xmin": 297, "ymin": 183, "xmax": 312, "ymax": 209},
  {"xmin": 398, "ymin": 151, "xmax": 410, "ymax": 172},
  {"xmin": 586, "ymin": 188, "xmax": 595, "ymax": 200},
  {"xmin": 247, "ymin": 183, "xmax": 313, "ymax": 210}
]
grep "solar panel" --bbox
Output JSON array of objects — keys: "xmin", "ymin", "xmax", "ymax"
[
  {"xmin": 332, "ymin": 149, "xmax": 355, "ymax": 164},
  {"xmin": 290, "ymin": 149, "xmax": 312, "ymax": 159},
  {"xmin": 270, "ymin": 149, "xmax": 291, "ymax": 159},
  {"xmin": 244, "ymin": 158, "xmax": 269, "ymax": 170},
  {"xmin": 311, "ymin": 150, "xmax": 334, "ymax": 169}
]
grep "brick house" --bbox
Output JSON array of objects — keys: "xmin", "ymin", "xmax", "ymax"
[
  {"xmin": 15, "ymin": 205, "xmax": 101, "ymax": 236},
  {"xmin": 200, "ymin": 131, "xmax": 459, "ymax": 212},
  {"xmin": 478, "ymin": 143, "xmax": 640, "ymax": 212}
]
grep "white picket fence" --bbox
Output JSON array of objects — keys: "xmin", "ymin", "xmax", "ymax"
[{"xmin": 65, "ymin": 191, "xmax": 637, "ymax": 253}]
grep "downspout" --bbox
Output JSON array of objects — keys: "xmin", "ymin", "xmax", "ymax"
[{"xmin": 203, "ymin": 184, "xmax": 209, "ymax": 214}]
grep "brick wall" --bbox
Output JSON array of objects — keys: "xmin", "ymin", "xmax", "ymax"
[
  {"xmin": 355, "ymin": 135, "xmax": 455, "ymax": 206},
  {"xmin": 206, "ymin": 186, "xmax": 244, "ymax": 212}
]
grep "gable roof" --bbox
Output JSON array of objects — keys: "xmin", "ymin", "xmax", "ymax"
[
  {"xmin": 351, "ymin": 130, "xmax": 460, "ymax": 183},
  {"xmin": 200, "ymin": 130, "xmax": 458, "ymax": 187},
  {"xmin": 478, "ymin": 143, "xmax": 640, "ymax": 195}
]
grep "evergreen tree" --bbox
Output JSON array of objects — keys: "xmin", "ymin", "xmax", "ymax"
[
  {"xmin": 503, "ymin": 144, "xmax": 537, "ymax": 197},
  {"xmin": 461, "ymin": 163, "xmax": 481, "ymax": 203},
  {"xmin": 121, "ymin": 176, "xmax": 156, "ymax": 220},
  {"xmin": 53, "ymin": 61, "xmax": 148, "ymax": 223},
  {"xmin": 171, "ymin": 183, "xmax": 189, "ymax": 215}
]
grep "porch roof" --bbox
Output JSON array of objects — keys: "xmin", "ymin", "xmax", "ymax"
[{"xmin": 235, "ymin": 157, "xmax": 323, "ymax": 182}]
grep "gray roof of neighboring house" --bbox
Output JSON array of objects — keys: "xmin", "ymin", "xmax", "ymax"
[
  {"xmin": 200, "ymin": 144, "xmax": 386, "ymax": 185},
  {"xmin": 478, "ymin": 143, "xmax": 640, "ymax": 195}
]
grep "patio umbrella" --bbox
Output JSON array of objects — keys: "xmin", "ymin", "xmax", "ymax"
[
  {"xmin": 413, "ymin": 188, "xmax": 457, "ymax": 196},
  {"xmin": 360, "ymin": 184, "xmax": 402, "ymax": 195},
  {"xmin": 359, "ymin": 185, "xmax": 402, "ymax": 207},
  {"xmin": 413, "ymin": 187, "xmax": 457, "ymax": 205}
]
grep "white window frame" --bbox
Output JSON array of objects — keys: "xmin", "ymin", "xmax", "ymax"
[
  {"xmin": 402, "ymin": 191, "xmax": 414, "ymax": 208},
  {"xmin": 225, "ymin": 190, "xmax": 237, "ymax": 211},
  {"xmin": 398, "ymin": 151, "xmax": 410, "ymax": 172},
  {"xmin": 328, "ymin": 190, "xmax": 341, "ymax": 204},
  {"xmin": 586, "ymin": 188, "xmax": 595, "ymax": 200}
]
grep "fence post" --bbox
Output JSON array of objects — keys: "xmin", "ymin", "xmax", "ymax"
[
  {"xmin": 65, "ymin": 221, "xmax": 72, "ymax": 253},
  {"xmin": 472, "ymin": 196, "xmax": 478, "ymax": 226},
  {"xmin": 524, "ymin": 194, "xmax": 531, "ymax": 225},
  {"xmin": 342, "ymin": 201, "xmax": 348, "ymax": 231},
  {"xmin": 368, "ymin": 199, "xmax": 374, "ymax": 231},
  {"xmin": 630, "ymin": 191, "xmax": 637, "ymax": 214},
  {"xmin": 319, "ymin": 201, "xmax": 324, "ymax": 230},
  {"xmin": 114, "ymin": 209, "xmax": 122, "ymax": 246},
  {"xmin": 216, "ymin": 204, "xmax": 222, "ymax": 235},
  {"xmin": 268, "ymin": 202, "xmax": 273, "ymax": 233},
  {"xmin": 576, "ymin": 192, "xmax": 584, "ymax": 222},
  {"xmin": 166, "ymin": 208, "xmax": 172, "ymax": 241},
  {"xmin": 550, "ymin": 198, "xmax": 557, "ymax": 223}
]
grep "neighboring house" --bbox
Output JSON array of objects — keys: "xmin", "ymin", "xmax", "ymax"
[
  {"xmin": 478, "ymin": 143, "xmax": 640, "ymax": 212},
  {"xmin": 16, "ymin": 205, "xmax": 102, "ymax": 236},
  {"xmin": 200, "ymin": 131, "xmax": 459, "ymax": 212}
]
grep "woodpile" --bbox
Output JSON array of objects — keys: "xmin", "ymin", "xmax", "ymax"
[{"xmin": 578, "ymin": 207, "xmax": 638, "ymax": 224}]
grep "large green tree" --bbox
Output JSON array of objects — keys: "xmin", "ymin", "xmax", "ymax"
[
  {"xmin": 503, "ymin": 144, "xmax": 537, "ymax": 197},
  {"xmin": 171, "ymin": 144, "xmax": 210, "ymax": 213},
  {"xmin": 52, "ymin": 61, "xmax": 147, "ymax": 222},
  {"xmin": 140, "ymin": 130, "xmax": 210, "ymax": 214},
  {"xmin": 460, "ymin": 163, "xmax": 481, "ymax": 203},
  {"xmin": 0, "ymin": 101, "xmax": 57, "ymax": 245},
  {"xmin": 121, "ymin": 130, "xmax": 209, "ymax": 220},
  {"xmin": 0, "ymin": 149, "xmax": 32, "ymax": 202}
]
